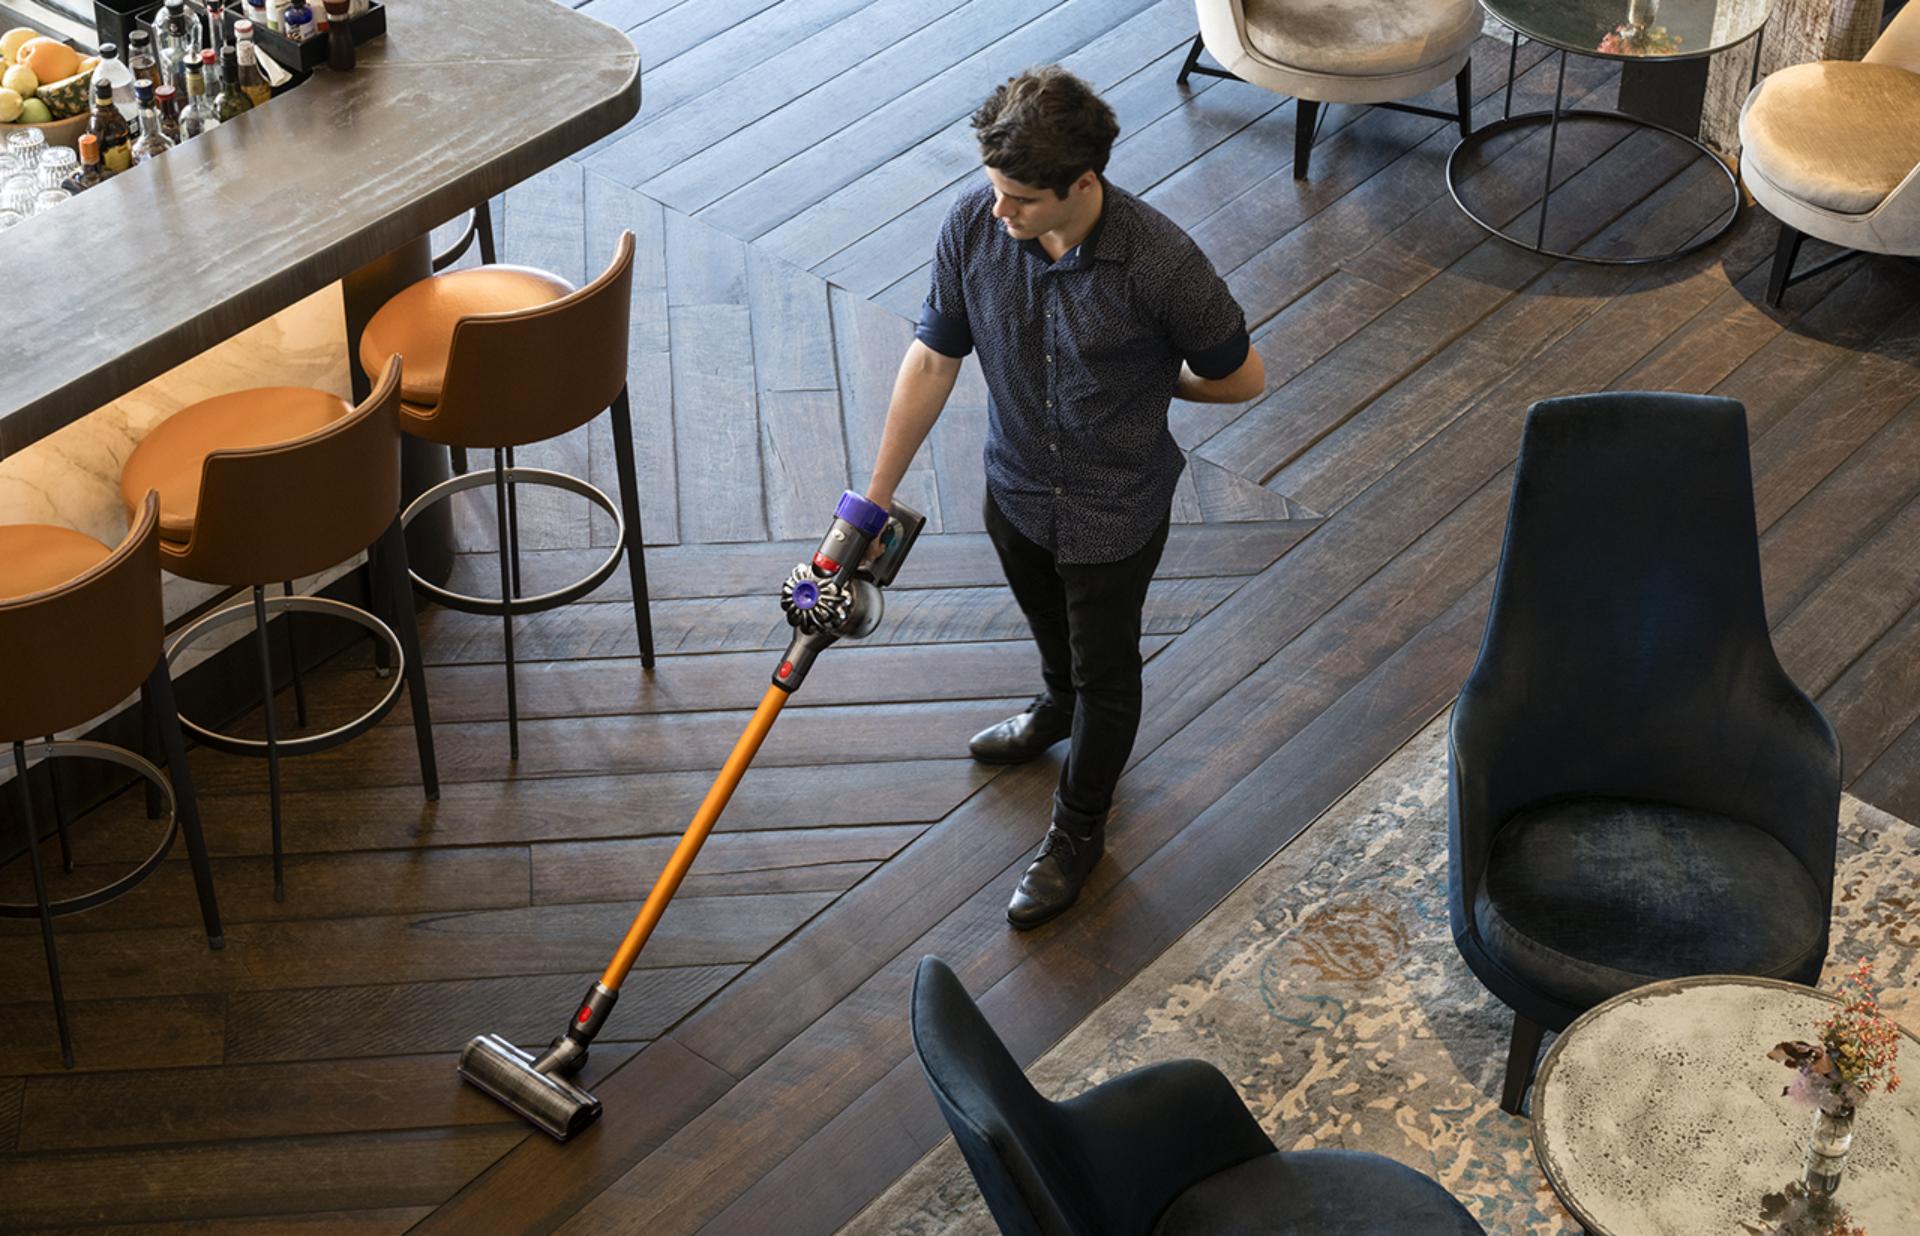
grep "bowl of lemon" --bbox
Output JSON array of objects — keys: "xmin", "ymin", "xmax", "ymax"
[{"xmin": 1, "ymin": 27, "xmax": 97, "ymax": 152}]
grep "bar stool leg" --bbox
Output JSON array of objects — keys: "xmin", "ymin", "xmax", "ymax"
[
  {"xmin": 366, "ymin": 552, "xmax": 394, "ymax": 680},
  {"xmin": 377, "ymin": 518, "xmax": 440, "ymax": 800},
  {"xmin": 504, "ymin": 447, "xmax": 523, "ymax": 600},
  {"xmin": 251, "ymin": 585, "xmax": 289, "ymax": 901},
  {"xmin": 146, "ymin": 661, "xmax": 224, "ymax": 949},
  {"xmin": 475, "ymin": 198, "xmax": 498, "ymax": 266},
  {"xmin": 13, "ymin": 741, "xmax": 74, "ymax": 1069},
  {"xmin": 1454, "ymin": 60, "xmax": 1473, "ymax": 139},
  {"xmin": 142, "ymin": 689, "xmax": 164, "ymax": 820},
  {"xmin": 492, "ymin": 450, "xmax": 521, "ymax": 760},
  {"xmin": 609, "ymin": 386, "xmax": 656, "ymax": 669},
  {"xmin": 283, "ymin": 581, "xmax": 309, "ymax": 728},
  {"xmin": 44, "ymin": 735, "xmax": 73, "ymax": 872}
]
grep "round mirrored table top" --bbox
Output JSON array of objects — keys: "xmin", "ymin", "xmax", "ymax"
[
  {"xmin": 1481, "ymin": 0, "xmax": 1771, "ymax": 60},
  {"xmin": 1533, "ymin": 976, "xmax": 1920, "ymax": 1236}
]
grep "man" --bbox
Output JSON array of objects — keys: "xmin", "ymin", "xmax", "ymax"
[{"xmin": 863, "ymin": 66, "xmax": 1265, "ymax": 929}]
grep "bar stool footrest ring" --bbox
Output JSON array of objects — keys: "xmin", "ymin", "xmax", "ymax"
[
  {"xmin": 400, "ymin": 465, "xmax": 628, "ymax": 616},
  {"xmin": 0, "ymin": 740, "xmax": 178, "ymax": 918},
  {"xmin": 165, "ymin": 595, "xmax": 406, "ymax": 759}
]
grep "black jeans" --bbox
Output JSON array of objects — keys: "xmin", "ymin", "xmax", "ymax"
[{"xmin": 985, "ymin": 492, "xmax": 1171, "ymax": 823}]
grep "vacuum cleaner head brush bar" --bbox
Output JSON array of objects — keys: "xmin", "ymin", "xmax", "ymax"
[{"xmin": 459, "ymin": 1035, "xmax": 603, "ymax": 1141}]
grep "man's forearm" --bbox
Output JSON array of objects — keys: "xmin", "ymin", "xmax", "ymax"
[
  {"xmin": 867, "ymin": 341, "xmax": 963, "ymax": 509},
  {"xmin": 1174, "ymin": 351, "xmax": 1266, "ymax": 405}
]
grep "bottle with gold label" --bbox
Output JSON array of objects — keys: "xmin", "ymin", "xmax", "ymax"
[
  {"xmin": 86, "ymin": 78, "xmax": 134, "ymax": 175},
  {"xmin": 234, "ymin": 26, "xmax": 271, "ymax": 107}
]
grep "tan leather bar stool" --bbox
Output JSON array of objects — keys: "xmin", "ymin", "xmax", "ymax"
[
  {"xmin": 358, "ymin": 231, "xmax": 655, "ymax": 759},
  {"xmin": 0, "ymin": 494, "xmax": 224, "ymax": 1068},
  {"xmin": 118, "ymin": 357, "xmax": 438, "ymax": 901}
]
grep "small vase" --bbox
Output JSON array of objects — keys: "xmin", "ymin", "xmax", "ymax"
[{"xmin": 1804, "ymin": 1105, "xmax": 1855, "ymax": 1195}]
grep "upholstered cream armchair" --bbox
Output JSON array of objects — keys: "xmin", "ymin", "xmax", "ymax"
[
  {"xmin": 1740, "ymin": 2, "xmax": 1920, "ymax": 304},
  {"xmin": 1179, "ymin": 0, "xmax": 1480, "ymax": 179}
]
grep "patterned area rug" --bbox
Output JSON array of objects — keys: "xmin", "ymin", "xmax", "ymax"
[{"xmin": 843, "ymin": 711, "xmax": 1920, "ymax": 1235}]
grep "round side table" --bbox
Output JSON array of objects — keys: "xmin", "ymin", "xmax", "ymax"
[
  {"xmin": 1532, "ymin": 975, "xmax": 1920, "ymax": 1235},
  {"xmin": 1449, "ymin": 0, "xmax": 1771, "ymax": 264}
]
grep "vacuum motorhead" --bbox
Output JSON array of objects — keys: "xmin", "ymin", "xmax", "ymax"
[{"xmin": 458, "ymin": 1034, "xmax": 602, "ymax": 1141}]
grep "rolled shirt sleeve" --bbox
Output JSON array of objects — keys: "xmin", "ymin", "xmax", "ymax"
[
  {"xmin": 915, "ymin": 196, "xmax": 976, "ymax": 359},
  {"xmin": 1158, "ymin": 246, "xmax": 1249, "ymax": 381}
]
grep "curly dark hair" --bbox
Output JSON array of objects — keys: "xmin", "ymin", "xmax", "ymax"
[{"xmin": 970, "ymin": 65, "xmax": 1119, "ymax": 198}]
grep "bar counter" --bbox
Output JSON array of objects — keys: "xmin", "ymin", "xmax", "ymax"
[{"xmin": 0, "ymin": 0, "xmax": 642, "ymax": 460}]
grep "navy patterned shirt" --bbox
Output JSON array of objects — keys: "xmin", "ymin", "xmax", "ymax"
[{"xmin": 916, "ymin": 178, "xmax": 1250, "ymax": 564}]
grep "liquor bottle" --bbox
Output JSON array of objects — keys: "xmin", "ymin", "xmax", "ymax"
[
  {"xmin": 155, "ymin": 83, "xmax": 183, "ymax": 144},
  {"xmin": 62, "ymin": 134, "xmax": 105, "ymax": 194},
  {"xmin": 92, "ymin": 40, "xmax": 137, "ymax": 121},
  {"xmin": 86, "ymin": 78, "xmax": 134, "ymax": 175},
  {"xmin": 180, "ymin": 56, "xmax": 217, "ymax": 139},
  {"xmin": 129, "ymin": 79, "xmax": 176, "ymax": 165},
  {"xmin": 155, "ymin": 0, "xmax": 202, "ymax": 93},
  {"xmin": 207, "ymin": 0, "xmax": 227, "ymax": 56},
  {"xmin": 214, "ymin": 46, "xmax": 254, "ymax": 122},
  {"xmin": 234, "ymin": 31, "xmax": 271, "ymax": 106}
]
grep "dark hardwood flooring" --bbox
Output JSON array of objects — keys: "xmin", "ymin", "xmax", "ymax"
[{"xmin": 4, "ymin": 1, "xmax": 1920, "ymax": 1231}]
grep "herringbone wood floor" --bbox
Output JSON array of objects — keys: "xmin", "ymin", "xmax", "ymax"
[{"xmin": 2, "ymin": 1, "xmax": 1919, "ymax": 1231}]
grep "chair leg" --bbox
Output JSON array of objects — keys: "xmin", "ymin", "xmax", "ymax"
[
  {"xmin": 1454, "ymin": 59, "xmax": 1473, "ymax": 139},
  {"xmin": 251, "ymin": 585, "xmax": 288, "ymax": 902},
  {"xmin": 1768, "ymin": 223, "xmax": 1806, "ymax": 308},
  {"xmin": 1293, "ymin": 97, "xmax": 1320, "ymax": 180},
  {"xmin": 475, "ymin": 197, "xmax": 498, "ymax": 266},
  {"xmin": 378, "ymin": 518, "xmax": 441, "ymax": 801},
  {"xmin": 14, "ymin": 741, "xmax": 74, "ymax": 1069},
  {"xmin": 505, "ymin": 446, "xmax": 523, "ymax": 600},
  {"xmin": 1501, "ymin": 1012, "xmax": 1547, "ymax": 1115},
  {"xmin": 608, "ymin": 386, "xmax": 656, "ymax": 670},
  {"xmin": 142, "ymin": 687, "xmax": 163, "ymax": 820},
  {"xmin": 283, "ymin": 581, "xmax": 308, "ymax": 728},
  {"xmin": 146, "ymin": 662, "xmax": 223, "ymax": 949},
  {"xmin": 44, "ymin": 735, "xmax": 72, "ymax": 872},
  {"xmin": 367, "ymin": 554, "xmax": 393, "ymax": 679},
  {"xmin": 493, "ymin": 449, "xmax": 521, "ymax": 760},
  {"xmin": 1176, "ymin": 31, "xmax": 1206, "ymax": 85},
  {"xmin": 450, "ymin": 447, "xmax": 469, "ymax": 476}
]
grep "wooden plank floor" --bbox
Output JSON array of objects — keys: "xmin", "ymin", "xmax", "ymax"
[{"xmin": 5, "ymin": 2, "xmax": 1920, "ymax": 1231}]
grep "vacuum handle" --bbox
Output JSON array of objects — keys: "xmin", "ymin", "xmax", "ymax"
[{"xmin": 596, "ymin": 684, "xmax": 789, "ymax": 991}]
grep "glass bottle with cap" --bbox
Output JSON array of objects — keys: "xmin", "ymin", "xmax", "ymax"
[
  {"xmin": 62, "ymin": 135, "xmax": 104, "ymax": 194},
  {"xmin": 130, "ymin": 79, "xmax": 176, "ymax": 164},
  {"xmin": 234, "ymin": 23, "xmax": 271, "ymax": 106},
  {"xmin": 128, "ymin": 29, "xmax": 161, "ymax": 105},
  {"xmin": 214, "ymin": 46, "xmax": 254, "ymax": 121},
  {"xmin": 92, "ymin": 40, "xmax": 138, "ymax": 121},
  {"xmin": 86, "ymin": 78, "xmax": 134, "ymax": 174},
  {"xmin": 155, "ymin": 82, "xmax": 183, "ymax": 143},
  {"xmin": 283, "ymin": 0, "xmax": 314, "ymax": 42},
  {"xmin": 180, "ymin": 55, "xmax": 217, "ymax": 139},
  {"xmin": 155, "ymin": 0, "xmax": 202, "ymax": 93}
]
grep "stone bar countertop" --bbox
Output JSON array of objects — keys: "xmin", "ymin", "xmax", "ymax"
[{"xmin": 0, "ymin": 0, "xmax": 641, "ymax": 459}]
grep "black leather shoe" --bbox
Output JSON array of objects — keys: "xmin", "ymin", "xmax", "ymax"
[
  {"xmin": 969, "ymin": 698, "xmax": 1073, "ymax": 764},
  {"xmin": 1006, "ymin": 810, "xmax": 1104, "ymax": 931}
]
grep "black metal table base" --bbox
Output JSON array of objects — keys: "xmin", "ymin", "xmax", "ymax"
[{"xmin": 1446, "ymin": 45, "xmax": 1746, "ymax": 266}]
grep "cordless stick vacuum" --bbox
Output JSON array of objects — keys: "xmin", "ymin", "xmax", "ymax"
[{"xmin": 457, "ymin": 491, "xmax": 926, "ymax": 1140}]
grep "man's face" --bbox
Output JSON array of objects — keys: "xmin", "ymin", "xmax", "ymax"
[{"xmin": 985, "ymin": 167, "xmax": 1091, "ymax": 239}]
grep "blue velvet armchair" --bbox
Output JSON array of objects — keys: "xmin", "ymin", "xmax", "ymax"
[{"xmin": 1449, "ymin": 392, "xmax": 1841, "ymax": 1114}]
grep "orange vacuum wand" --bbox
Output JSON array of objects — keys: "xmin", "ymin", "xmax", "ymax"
[{"xmin": 599, "ymin": 683, "xmax": 786, "ymax": 989}]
